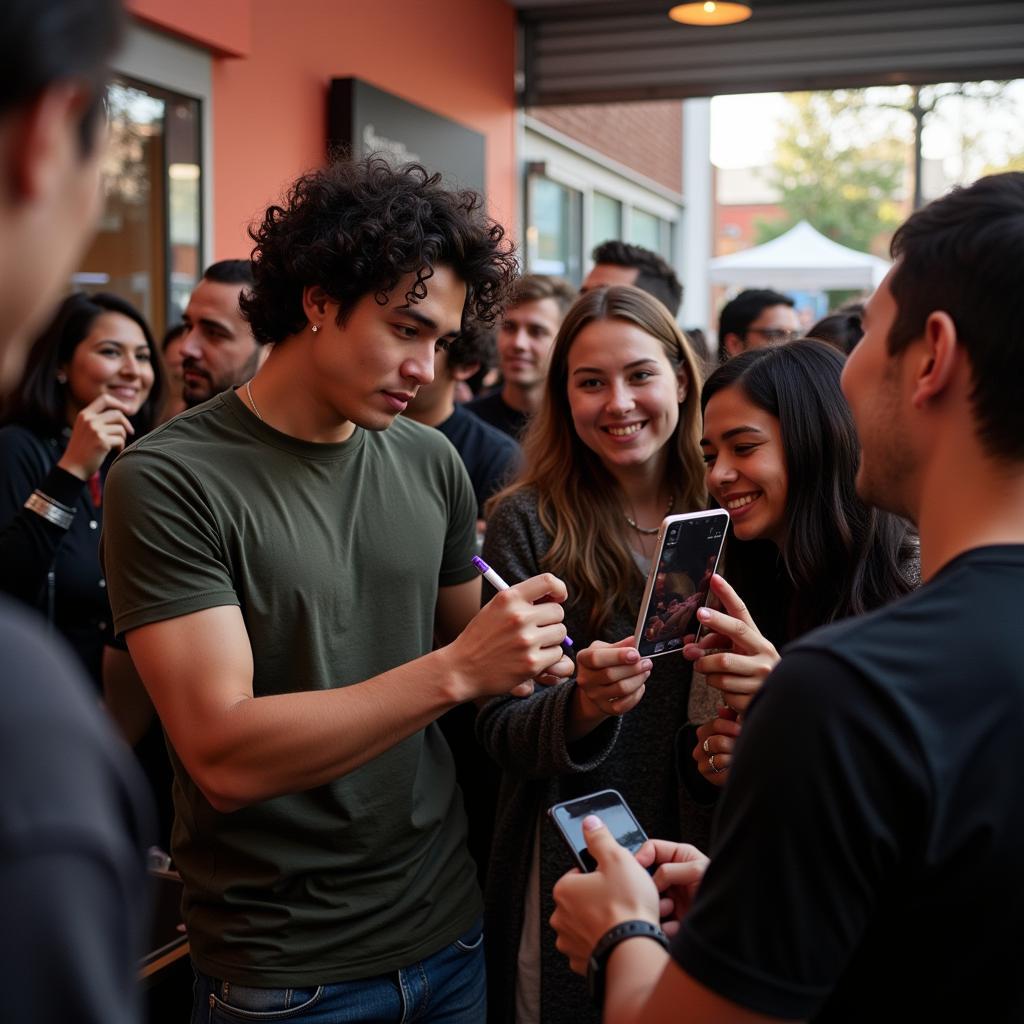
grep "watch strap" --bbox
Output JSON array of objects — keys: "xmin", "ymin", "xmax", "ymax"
[{"xmin": 587, "ymin": 919, "xmax": 668, "ymax": 1007}]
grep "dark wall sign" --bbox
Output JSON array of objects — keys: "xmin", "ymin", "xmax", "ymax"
[{"xmin": 328, "ymin": 78, "xmax": 486, "ymax": 197}]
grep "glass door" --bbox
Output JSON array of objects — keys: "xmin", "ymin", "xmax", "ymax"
[{"xmin": 75, "ymin": 75, "xmax": 203, "ymax": 339}]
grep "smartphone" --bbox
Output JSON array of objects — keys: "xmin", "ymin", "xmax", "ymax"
[
  {"xmin": 548, "ymin": 789, "xmax": 648, "ymax": 873},
  {"xmin": 632, "ymin": 508, "xmax": 730, "ymax": 659}
]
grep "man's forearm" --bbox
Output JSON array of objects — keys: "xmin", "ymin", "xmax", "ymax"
[
  {"xmin": 603, "ymin": 942, "xmax": 780, "ymax": 1024},
  {"xmin": 129, "ymin": 575, "xmax": 569, "ymax": 812},
  {"xmin": 169, "ymin": 645, "xmax": 468, "ymax": 813},
  {"xmin": 603, "ymin": 941, "xmax": 673, "ymax": 1024}
]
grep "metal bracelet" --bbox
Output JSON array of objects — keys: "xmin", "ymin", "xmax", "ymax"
[{"xmin": 25, "ymin": 491, "xmax": 75, "ymax": 530}]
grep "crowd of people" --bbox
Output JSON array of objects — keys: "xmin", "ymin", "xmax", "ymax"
[{"xmin": 2, "ymin": 2, "xmax": 1023, "ymax": 1024}]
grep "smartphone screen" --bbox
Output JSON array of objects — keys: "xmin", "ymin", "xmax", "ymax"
[
  {"xmin": 634, "ymin": 509, "xmax": 730, "ymax": 659},
  {"xmin": 548, "ymin": 789, "xmax": 647, "ymax": 872}
]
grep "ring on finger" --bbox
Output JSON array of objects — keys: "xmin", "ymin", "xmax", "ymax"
[
  {"xmin": 708, "ymin": 753, "xmax": 723, "ymax": 774},
  {"xmin": 702, "ymin": 737, "xmax": 711, "ymax": 755}
]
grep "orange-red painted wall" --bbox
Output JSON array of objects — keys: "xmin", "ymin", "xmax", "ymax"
[
  {"xmin": 127, "ymin": 0, "xmax": 251, "ymax": 56},
  {"xmin": 127, "ymin": 0, "xmax": 517, "ymax": 259}
]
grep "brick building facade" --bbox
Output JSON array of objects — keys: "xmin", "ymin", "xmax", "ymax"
[{"xmin": 529, "ymin": 101, "xmax": 683, "ymax": 194}]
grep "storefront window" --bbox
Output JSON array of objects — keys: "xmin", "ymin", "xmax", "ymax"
[
  {"xmin": 526, "ymin": 176, "xmax": 583, "ymax": 285},
  {"xmin": 74, "ymin": 76, "xmax": 202, "ymax": 339},
  {"xmin": 630, "ymin": 208, "xmax": 671, "ymax": 259},
  {"xmin": 592, "ymin": 192, "xmax": 622, "ymax": 245}
]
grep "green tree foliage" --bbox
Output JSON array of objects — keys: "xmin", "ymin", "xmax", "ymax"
[
  {"xmin": 756, "ymin": 91, "xmax": 904, "ymax": 254},
  {"xmin": 871, "ymin": 81, "xmax": 1013, "ymax": 209}
]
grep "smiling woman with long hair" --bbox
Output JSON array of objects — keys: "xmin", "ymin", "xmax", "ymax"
[
  {"xmin": 0, "ymin": 291, "xmax": 162, "ymax": 684},
  {"xmin": 0, "ymin": 292, "xmax": 172, "ymax": 842},
  {"xmin": 477, "ymin": 285, "xmax": 709, "ymax": 1024},
  {"xmin": 689, "ymin": 339, "xmax": 916, "ymax": 784}
]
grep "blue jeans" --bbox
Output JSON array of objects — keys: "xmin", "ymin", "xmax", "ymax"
[{"xmin": 191, "ymin": 918, "xmax": 486, "ymax": 1023}]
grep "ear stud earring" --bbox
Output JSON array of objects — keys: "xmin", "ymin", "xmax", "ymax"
[{"xmin": 311, "ymin": 323, "xmax": 320, "ymax": 334}]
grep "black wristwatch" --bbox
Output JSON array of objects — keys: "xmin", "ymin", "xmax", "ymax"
[{"xmin": 587, "ymin": 919, "xmax": 669, "ymax": 1007}]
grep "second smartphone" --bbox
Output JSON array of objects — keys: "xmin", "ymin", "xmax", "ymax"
[
  {"xmin": 548, "ymin": 789, "xmax": 648, "ymax": 872},
  {"xmin": 633, "ymin": 508, "xmax": 730, "ymax": 659}
]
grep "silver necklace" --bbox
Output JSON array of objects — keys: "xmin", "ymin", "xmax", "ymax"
[
  {"xmin": 624, "ymin": 494, "xmax": 675, "ymax": 535},
  {"xmin": 245, "ymin": 379, "xmax": 264, "ymax": 422}
]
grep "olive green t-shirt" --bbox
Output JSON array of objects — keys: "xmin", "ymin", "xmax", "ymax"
[{"xmin": 101, "ymin": 391, "xmax": 481, "ymax": 985}]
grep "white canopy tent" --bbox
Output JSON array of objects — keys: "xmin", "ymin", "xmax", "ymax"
[{"xmin": 709, "ymin": 220, "xmax": 890, "ymax": 292}]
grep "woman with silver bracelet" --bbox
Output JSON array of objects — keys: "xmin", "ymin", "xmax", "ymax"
[{"xmin": 0, "ymin": 291, "xmax": 161, "ymax": 693}]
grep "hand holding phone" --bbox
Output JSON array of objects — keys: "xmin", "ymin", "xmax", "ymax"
[
  {"xmin": 633, "ymin": 509, "xmax": 730, "ymax": 659},
  {"xmin": 549, "ymin": 806, "xmax": 662, "ymax": 981},
  {"xmin": 682, "ymin": 573, "xmax": 780, "ymax": 716},
  {"xmin": 633, "ymin": 839, "xmax": 709, "ymax": 937},
  {"xmin": 574, "ymin": 638, "xmax": 652, "ymax": 720},
  {"xmin": 548, "ymin": 789, "xmax": 648, "ymax": 873}
]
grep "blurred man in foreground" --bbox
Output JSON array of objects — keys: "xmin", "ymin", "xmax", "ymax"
[{"xmin": 0, "ymin": 1, "xmax": 152, "ymax": 1021}]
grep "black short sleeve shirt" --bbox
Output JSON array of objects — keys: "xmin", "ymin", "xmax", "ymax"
[{"xmin": 671, "ymin": 546, "xmax": 1024, "ymax": 1021}]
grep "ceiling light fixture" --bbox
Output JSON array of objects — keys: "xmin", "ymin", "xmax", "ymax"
[{"xmin": 668, "ymin": 1, "xmax": 753, "ymax": 26}]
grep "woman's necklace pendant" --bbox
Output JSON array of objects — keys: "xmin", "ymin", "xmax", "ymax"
[{"xmin": 624, "ymin": 494, "xmax": 675, "ymax": 535}]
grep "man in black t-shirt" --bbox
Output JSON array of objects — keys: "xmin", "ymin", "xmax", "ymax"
[
  {"xmin": 549, "ymin": 173, "xmax": 1024, "ymax": 1022},
  {"xmin": 465, "ymin": 274, "xmax": 575, "ymax": 439}
]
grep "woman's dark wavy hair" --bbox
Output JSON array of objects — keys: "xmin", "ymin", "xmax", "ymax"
[
  {"xmin": 702, "ymin": 339, "xmax": 913, "ymax": 641},
  {"xmin": 1, "ymin": 292, "xmax": 162, "ymax": 437},
  {"xmin": 240, "ymin": 156, "xmax": 518, "ymax": 344}
]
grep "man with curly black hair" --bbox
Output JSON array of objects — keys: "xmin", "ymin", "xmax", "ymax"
[{"xmin": 102, "ymin": 157, "xmax": 573, "ymax": 1023}]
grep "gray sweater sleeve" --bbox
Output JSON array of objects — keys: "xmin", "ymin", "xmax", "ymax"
[{"xmin": 475, "ymin": 489, "xmax": 620, "ymax": 779}]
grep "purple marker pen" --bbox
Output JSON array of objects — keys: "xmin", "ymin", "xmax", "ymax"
[{"xmin": 472, "ymin": 555, "xmax": 574, "ymax": 650}]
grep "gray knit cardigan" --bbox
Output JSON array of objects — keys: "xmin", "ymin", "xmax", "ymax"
[{"xmin": 477, "ymin": 488, "xmax": 714, "ymax": 1024}]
